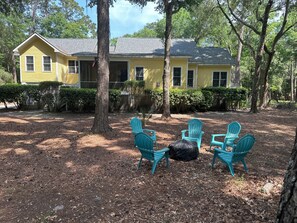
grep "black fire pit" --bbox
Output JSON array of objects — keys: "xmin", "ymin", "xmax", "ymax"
[{"xmin": 168, "ymin": 139, "xmax": 199, "ymax": 161}]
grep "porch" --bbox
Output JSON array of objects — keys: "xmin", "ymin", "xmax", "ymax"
[{"xmin": 80, "ymin": 61, "xmax": 128, "ymax": 89}]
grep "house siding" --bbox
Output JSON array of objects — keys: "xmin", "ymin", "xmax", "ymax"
[
  {"xmin": 129, "ymin": 58, "xmax": 188, "ymax": 89},
  {"xmin": 197, "ymin": 65, "xmax": 232, "ymax": 88},
  {"xmin": 20, "ymin": 38, "xmax": 57, "ymax": 83}
]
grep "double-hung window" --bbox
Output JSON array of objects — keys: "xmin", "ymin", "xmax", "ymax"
[
  {"xmin": 26, "ymin": 56, "xmax": 34, "ymax": 71},
  {"xmin": 213, "ymin": 71, "xmax": 227, "ymax": 87},
  {"xmin": 43, "ymin": 56, "xmax": 51, "ymax": 72},
  {"xmin": 187, "ymin": 70, "xmax": 194, "ymax": 88},
  {"xmin": 173, "ymin": 67, "xmax": 181, "ymax": 86},
  {"xmin": 135, "ymin": 67, "xmax": 144, "ymax": 81},
  {"xmin": 68, "ymin": 60, "xmax": 79, "ymax": 74}
]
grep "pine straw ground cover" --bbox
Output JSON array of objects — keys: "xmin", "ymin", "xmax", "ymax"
[{"xmin": 0, "ymin": 108, "xmax": 296, "ymax": 223}]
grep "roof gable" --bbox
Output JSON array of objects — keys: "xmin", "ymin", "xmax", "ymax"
[{"xmin": 13, "ymin": 33, "xmax": 67, "ymax": 55}]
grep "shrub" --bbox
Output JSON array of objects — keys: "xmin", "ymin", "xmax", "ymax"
[
  {"xmin": 124, "ymin": 80, "xmax": 145, "ymax": 94},
  {"xmin": 0, "ymin": 69, "xmax": 13, "ymax": 84},
  {"xmin": 60, "ymin": 88, "xmax": 121, "ymax": 112},
  {"xmin": 0, "ymin": 84, "xmax": 41, "ymax": 109},
  {"xmin": 145, "ymin": 87, "xmax": 246, "ymax": 113},
  {"xmin": 202, "ymin": 87, "xmax": 247, "ymax": 110}
]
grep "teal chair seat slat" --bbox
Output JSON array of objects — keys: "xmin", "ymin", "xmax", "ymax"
[
  {"xmin": 212, "ymin": 134, "xmax": 255, "ymax": 176},
  {"xmin": 135, "ymin": 132, "xmax": 169, "ymax": 174},
  {"xmin": 130, "ymin": 117, "xmax": 157, "ymax": 145},
  {"xmin": 181, "ymin": 118, "xmax": 204, "ymax": 150},
  {"xmin": 210, "ymin": 121, "xmax": 241, "ymax": 150}
]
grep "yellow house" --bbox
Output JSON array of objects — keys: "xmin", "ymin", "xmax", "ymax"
[{"xmin": 13, "ymin": 33, "xmax": 235, "ymax": 89}]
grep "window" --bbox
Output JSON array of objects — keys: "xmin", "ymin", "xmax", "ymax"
[
  {"xmin": 213, "ymin": 71, "xmax": 227, "ymax": 87},
  {"xmin": 26, "ymin": 56, "xmax": 34, "ymax": 71},
  {"xmin": 187, "ymin": 70, "xmax": 194, "ymax": 88},
  {"xmin": 173, "ymin": 67, "xmax": 181, "ymax": 86},
  {"xmin": 68, "ymin": 60, "xmax": 79, "ymax": 74},
  {"xmin": 135, "ymin": 67, "xmax": 144, "ymax": 81},
  {"xmin": 43, "ymin": 56, "xmax": 51, "ymax": 72}
]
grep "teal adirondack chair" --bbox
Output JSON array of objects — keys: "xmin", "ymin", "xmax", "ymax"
[
  {"xmin": 212, "ymin": 134, "xmax": 256, "ymax": 176},
  {"xmin": 135, "ymin": 132, "xmax": 170, "ymax": 174},
  {"xmin": 181, "ymin": 118, "xmax": 204, "ymax": 150},
  {"xmin": 210, "ymin": 121, "xmax": 241, "ymax": 150},
  {"xmin": 130, "ymin": 117, "xmax": 157, "ymax": 145}
]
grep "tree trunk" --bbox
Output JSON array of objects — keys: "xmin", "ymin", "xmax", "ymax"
[
  {"xmin": 250, "ymin": 0, "xmax": 273, "ymax": 113},
  {"xmin": 91, "ymin": 0, "xmax": 112, "ymax": 133},
  {"xmin": 290, "ymin": 61, "xmax": 294, "ymax": 102},
  {"xmin": 161, "ymin": 0, "xmax": 173, "ymax": 119},
  {"xmin": 259, "ymin": 51, "xmax": 274, "ymax": 108},
  {"xmin": 276, "ymin": 128, "xmax": 297, "ymax": 222},
  {"xmin": 11, "ymin": 54, "xmax": 17, "ymax": 83},
  {"xmin": 233, "ymin": 26, "xmax": 244, "ymax": 87}
]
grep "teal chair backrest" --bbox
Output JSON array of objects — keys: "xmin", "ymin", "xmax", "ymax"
[
  {"xmin": 188, "ymin": 119, "xmax": 203, "ymax": 138},
  {"xmin": 226, "ymin": 121, "xmax": 241, "ymax": 138},
  {"xmin": 135, "ymin": 132, "xmax": 154, "ymax": 160},
  {"xmin": 130, "ymin": 117, "xmax": 143, "ymax": 135},
  {"xmin": 233, "ymin": 134, "xmax": 255, "ymax": 159}
]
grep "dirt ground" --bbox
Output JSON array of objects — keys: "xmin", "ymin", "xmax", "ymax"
[{"xmin": 0, "ymin": 108, "xmax": 296, "ymax": 223}]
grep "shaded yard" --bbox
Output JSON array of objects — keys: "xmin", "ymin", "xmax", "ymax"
[{"xmin": 0, "ymin": 108, "xmax": 296, "ymax": 222}]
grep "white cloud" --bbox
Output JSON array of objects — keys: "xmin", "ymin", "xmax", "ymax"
[
  {"xmin": 110, "ymin": 0, "xmax": 163, "ymax": 37},
  {"xmin": 76, "ymin": 0, "xmax": 163, "ymax": 38}
]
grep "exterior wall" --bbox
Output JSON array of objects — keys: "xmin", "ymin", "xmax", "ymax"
[
  {"xmin": 19, "ymin": 37, "xmax": 79, "ymax": 85},
  {"xmin": 20, "ymin": 38, "xmax": 57, "ymax": 83},
  {"xmin": 197, "ymin": 65, "xmax": 232, "ymax": 88},
  {"xmin": 59, "ymin": 55, "xmax": 79, "ymax": 85},
  {"xmin": 129, "ymin": 57, "xmax": 189, "ymax": 89}
]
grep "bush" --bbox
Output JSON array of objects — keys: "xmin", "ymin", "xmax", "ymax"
[
  {"xmin": 202, "ymin": 87, "xmax": 247, "ymax": 110},
  {"xmin": 145, "ymin": 87, "xmax": 246, "ymax": 113},
  {"xmin": 0, "ymin": 84, "xmax": 41, "ymax": 109},
  {"xmin": 0, "ymin": 69, "xmax": 13, "ymax": 84},
  {"xmin": 124, "ymin": 80, "xmax": 145, "ymax": 94},
  {"xmin": 145, "ymin": 89, "xmax": 206, "ymax": 113},
  {"xmin": 60, "ymin": 88, "xmax": 121, "ymax": 112}
]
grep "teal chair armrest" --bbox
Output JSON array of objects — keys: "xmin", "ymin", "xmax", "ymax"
[
  {"xmin": 157, "ymin": 147, "xmax": 170, "ymax": 153},
  {"xmin": 211, "ymin": 133, "xmax": 226, "ymax": 141},
  {"xmin": 181, "ymin": 129, "xmax": 188, "ymax": 138},
  {"xmin": 201, "ymin": 131, "xmax": 205, "ymax": 136},
  {"xmin": 214, "ymin": 147, "xmax": 232, "ymax": 154}
]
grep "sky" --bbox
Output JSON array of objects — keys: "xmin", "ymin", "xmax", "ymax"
[{"xmin": 76, "ymin": 0, "xmax": 163, "ymax": 38}]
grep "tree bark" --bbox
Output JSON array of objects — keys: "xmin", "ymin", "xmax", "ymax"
[
  {"xmin": 11, "ymin": 54, "xmax": 17, "ymax": 83},
  {"xmin": 233, "ymin": 26, "xmax": 244, "ymax": 87},
  {"xmin": 250, "ymin": 0, "xmax": 273, "ymax": 113},
  {"xmin": 161, "ymin": 0, "xmax": 173, "ymax": 119},
  {"xmin": 276, "ymin": 128, "xmax": 297, "ymax": 222},
  {"xmin": 290, "ymin": 61, "xmax": 294, "ymax": 102},
  {"xmin": 91, "ymin": 0, "xmax": 112, "ymax": 133}
]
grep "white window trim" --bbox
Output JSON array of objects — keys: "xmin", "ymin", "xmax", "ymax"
[
  {"xmin": 187, "ymin": 69, "xmax": 195, "ymax": 88},
  {"xmin": 212, "ymin": 71, "xmax": 228, "ymax": 87},
  {"xmin": 68, "ymin": 60, "xmax": 79, "ymax": 74},
  {"xmin": 42, "ymin": 55, "xmax": 52, "ymax": 72},
  {"xmin": 172, "ymin": 66, "xmax": 182, "ymax": 87},
  {"xmin": 25, "ymin": 55, "xmax": 35, "ymax": 72},
  {"xmin": 135, "ymin": 66, "xmax": 144, "ymax": 81}
]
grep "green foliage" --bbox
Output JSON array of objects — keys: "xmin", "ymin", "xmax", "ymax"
[
  {"xmin": 0, "ymin": 84, "xmax": 41, "ymax": 109},
  {"xmin": 124, "ymin": 80, "xmax": 145, "ymax": 95},
  {"xmin": 0, "ymin": 68, "xmax": 13, "ymax": 84},
  {"xmin": 39, "ymin": 81, "xmax": 63, "ymax": 91},
  {"xmin": 202, "ymin": 87, "xmax": 247, "ymax": 110},
  {"xmin": 38, "ymin": 0, "xmax": 96, "ymax": 38},
  {"xmin": 60, "ymin": 88, "xmax": 121, "ymax": 112},
  {"xmin": 146, "ymin": 87, "xmax": 246, "ymax": 112}
]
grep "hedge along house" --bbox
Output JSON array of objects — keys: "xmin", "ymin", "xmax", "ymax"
[{"xmin": 13, "ymin": 33, "xmax": 235, "ymax": 89}]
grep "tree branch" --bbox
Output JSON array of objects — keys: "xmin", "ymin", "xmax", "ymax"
[
  {"xmin": 217, "ymin": 0, "xmax": 255, "ymax": 59},
  {"xmin": 226, "ymin": 0, "xmax": 261, "ymax": 35}
]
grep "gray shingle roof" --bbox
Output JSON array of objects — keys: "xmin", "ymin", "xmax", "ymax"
[{"xmin": 44, "ymin": 37, "xmax": 234, "ymax": 65}]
